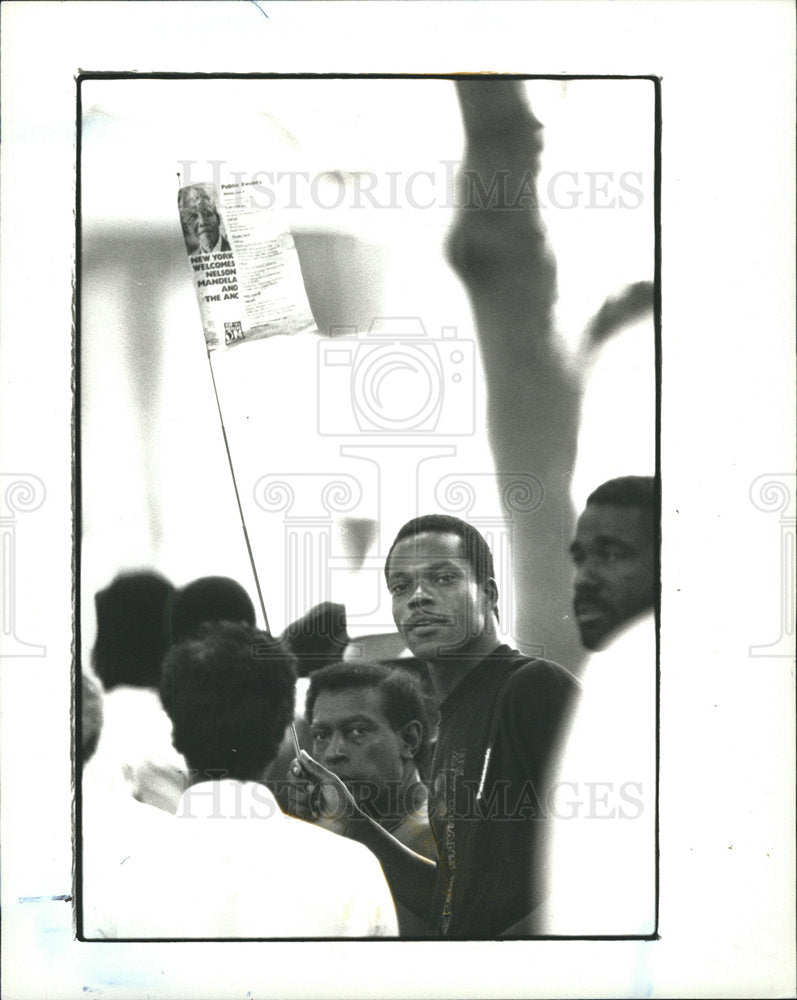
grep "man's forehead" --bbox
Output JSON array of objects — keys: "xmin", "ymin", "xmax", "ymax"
[
  {"xmin": 388, "ymin": 531, "xmax": 466, "ymax": 570},
  {"xmin": 575, "ymin": 503, "xmax": 653, "ymax": 546},
  {"xmin": 182, "ymin": 188, "xmax": 211, "ymax": 208},
  {"xmin": 313, "ymin": 685, "xmax": 387, "ymax": 722}
]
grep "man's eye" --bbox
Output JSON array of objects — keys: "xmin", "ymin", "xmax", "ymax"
[
  {"xmin": 347, "ymin": 727, "xmax": 367, "ymax": 743},
  {"xmin": 312, "ymin": 731, "xmax": 329, "ymax": 743},
  {"xmin": 390, "ymin": 582, "xmax": 407, "ymax": 596},
  {"xmin": 435, "ymin": 573, "xmax": 455, "ymax": 585}
]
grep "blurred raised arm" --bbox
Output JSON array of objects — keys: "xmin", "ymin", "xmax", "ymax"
[{"xmin": 448, "ymin": 79, "xmax": 583, "ymax": 672}]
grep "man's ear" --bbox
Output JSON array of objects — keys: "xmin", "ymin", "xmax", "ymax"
[
  {"xmin": 398, "ymin": 720, "xmax": 423, "ymax": 760},
  {"xmin": 484, "ymin": 577, "xmax": 499, "ymax": 614}
]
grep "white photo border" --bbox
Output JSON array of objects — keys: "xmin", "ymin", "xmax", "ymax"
[{"xmin": 1, "ymin": 2, "xmax": 794, "ymax": 998}]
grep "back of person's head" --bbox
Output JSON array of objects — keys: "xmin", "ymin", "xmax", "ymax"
[
  {"xmin": 587, "ymin": 475, "xmax": 657, "ymax": 519},
  {"xmin": 170, "ymin": 576, "xmax": 256, "ymax": 644},
  {"xmin": 378, "ymin": 656, "xmax": 438, "ymax": 733},
  {"xmin": 305, "ymin": 660, "xmax": 434, "ymax": 777},
  {"xmin": 161, "ymin": 622, "xmax": 296, "ymax": 781},
  {"xmin": 280, "ymin": 601, "xmax": 350, "ymax": 678},
  {"xmin": 81, "ymin": 668, "xmax": 105, "ymax": 765},
  {"xmin": 92, "ymin": 570, "xmax": 175, "ymax": 691},
  {"xmin": 385, "ymin": 514, "xmax": 498, "ymax": 621}
]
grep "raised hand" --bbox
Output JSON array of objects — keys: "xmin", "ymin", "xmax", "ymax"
[{"xmin": 286, "ymin": 750, "xmax": 359, "ymax": 835}]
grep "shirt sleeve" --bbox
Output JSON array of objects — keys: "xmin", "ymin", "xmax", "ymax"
[{"xmin": 502, "ymin": 658, "xmax": 580, "ymax": 784}]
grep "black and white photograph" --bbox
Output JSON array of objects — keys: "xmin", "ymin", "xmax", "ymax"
[
  {"xmin": 77, "ymin": 74, "xmax": 657, "ymax": 942},
  {"xmin": 0, "ymin": 2, "xmax": 794, "ymax": 998}
]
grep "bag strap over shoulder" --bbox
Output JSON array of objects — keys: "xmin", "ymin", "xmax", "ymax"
[{"xmin": 475, "ymin": 667, "xmax": 515, "ymax": 810}]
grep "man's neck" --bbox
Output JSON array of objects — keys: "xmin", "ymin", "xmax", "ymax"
[
  {"xmin": 594, "ymin": 606, "xmax": 655, "ymax": 653},
  {"xmin": 427, "ymin": 634, "xmax": 501, "ymax": 704},
  {"xmin": 364, "ymin": 764, "xmax": 425, "ymax": 830},
  {"xmin": 185, "ymin": 766, "xmax": 269, "ymax": 788}
]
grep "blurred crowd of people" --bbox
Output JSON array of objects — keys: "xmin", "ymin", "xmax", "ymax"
[{"xmin": 81, "ymin": 472, "xmax": 656, "ymax": 939}]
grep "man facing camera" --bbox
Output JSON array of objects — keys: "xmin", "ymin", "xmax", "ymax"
[
  {"xmin": 290, "ymin": 661, "xmax": 437, "ymax": 936},
  {"xmin": 289, "ymin": 515, "xmax": 578, "ymax": 938},
  {"xmin": 87, "ymin": 622, "xmax": 397, "ymax": 939}
]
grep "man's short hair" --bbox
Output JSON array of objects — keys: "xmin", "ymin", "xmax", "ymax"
[
  {"xmin": 92, "ymin": 571, "xmax": 176, "ymax": 691},
  {"xmin": 177, "ymin": 183, "xmax": 217, "ymax": 217},
  {"xmin": 385, "ymin": 514, "xmax": 496, "ymax": 585},
  {"xmin": 280, "ymin": 601, "xmax": 350, "ymax": 679},
  {"xmin": 586, "ymin": 476, "xmax": 657, "ymax": 515},
  {"xmin": 170, "ymin": 575, "xmax": 256, "ymax": 644},
  {"xmin": 160, "ymin": 622, "xmax": 296, "ymax": 780},
  {"xmin": 305, "ymin": 661, "xmax": 434, "ymax": 777}
]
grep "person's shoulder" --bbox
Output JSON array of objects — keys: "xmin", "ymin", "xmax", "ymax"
[
  {"xmin": 393, "ymin": 802, "xmax": 438, "ymax": 862},
  {"xmin": 496, "ymin": 651, "xmax": 581, "ymax": 758},
  {"xmin": 284, "ymin": 814, "xmax": 385, "ymax": 870},
  {"xmin": 502, "ymin": 648, "xmax": 581, "ymax": 695},
  {"xmin": 496, "ymin": 650, "xmax": 581, "ymax": 733}
]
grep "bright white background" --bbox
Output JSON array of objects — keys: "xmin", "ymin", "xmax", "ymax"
[
  {"xmin": 78, "ymin": 74, "xmax": 653, "ymax": 660},
  {"xmin": 0, "ymin": 2, "xmax": 794, "ymax": 998}
]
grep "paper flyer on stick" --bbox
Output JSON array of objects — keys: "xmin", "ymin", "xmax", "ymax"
[{"xmin": 177, "ymin": 179, "xmax": 317, "ymax": 350}]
